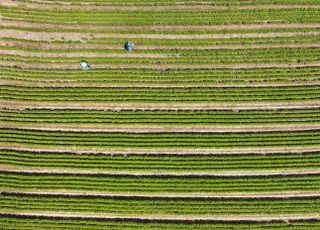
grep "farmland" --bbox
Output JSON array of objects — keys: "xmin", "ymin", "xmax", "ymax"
[{"xmin": 1, "ymin": 0, "xmax": 320, "ymax": 229}]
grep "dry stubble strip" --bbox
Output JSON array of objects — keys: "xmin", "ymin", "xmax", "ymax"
[
  {"xmin": 0, "ymin": 211, "xmax": 319, "ymax": 222},
  {"xmin": 3, "ymin": 100, "xmax": 320, "ymax": 111},
  {"xmin": 1, "ymin": 29, "xmax": 320, "ymax": 41}
]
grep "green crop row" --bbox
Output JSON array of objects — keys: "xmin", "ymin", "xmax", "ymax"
[
  {"xmin": 2, "ymin": 128, "xmax": 320, "ymax": 148},
  {"xmin": 2, "ymin": 215, "xmax": 320, "ymax": 230},
  {"xmin": 1, "ymin": 193, "xmax": 320, "ymax": 216},
  {"xmin": 1, "ymin": 149, "xmax": 320, "ymax": 172},
  {"xmin": 13, "ymin": 0, "xmax": 320, "ymax": 6},
  {"xmin": 11, "ymin": 0, "xmax": 319, "ymax": 6},
  {"xmin": 2, "ymin": 85, "xmax": 320, "ymax": 103},
  {"xmin": 2, "ymin": 6, "xmax": 320, "ymax": 26},
  {"xmin": 1, "ymin": 172, "xmax": 320, "ymax": 194},
  {"xmin": 2, "ymin": 66, "xmax": 320, "ymax": 85},
  {"xmin": 3, "ymin": 108, "xmax": 320, "ymax": 125}
]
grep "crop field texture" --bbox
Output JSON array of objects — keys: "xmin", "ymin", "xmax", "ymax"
[{"xmin": 1, "ymin": 0, "xmax": 320, "ymax": 229}]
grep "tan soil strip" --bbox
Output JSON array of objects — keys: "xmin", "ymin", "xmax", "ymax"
[
  {"xmin": 0, "ymin": 211, "xmax": 319, "ymax": 222},
  {"xmin": 2, "ymin": 43, "xmax": 320, "ymax": 53},
  {"xmin": 2, "ymin": 145, "xmax": 320, "ymax": 156},
  {"xmin": 2, "ymin": 0, "xmax": 320, "ymax": 10},
  {"xmin": 0, "ymin": 50, "xmax": 174, "ymax": 58},
  {"xmin": 2, "ymin": 190, "xmax": 320, "ymax": 200},
  {"xmin": 1, "ymin": 29, "xmax": 320, "ymax": 41},
  {"xmin": 3, "ymin": 101, "xmax": 320, "ymax": 111},
  {"xmin": 2, "ymin": 19, "xmax": 320, "ymax": 31},
  {"xmin": 1, "ymin": 167, "xmax": 320, "ymax": 177},
  {"xmin": 2, "ymin": 123, "xmax": 320, "ymax": 134},
  {"xmin": 3, "ymin": 80, "xmax": 320, "ymax": 88},
  {"xmin": 1, "ymin": 61, "xmax": 320, "ymax": 70}
]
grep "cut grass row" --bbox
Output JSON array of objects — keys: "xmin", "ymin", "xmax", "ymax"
[
  {"xmin": 1, "ymin": 171, "xmax": 320, "ymax": 194},
  {"xmin": 1, "ymin": 149, "xmax": 320, "ymax": 172},
  {"xmin": 3, "ymin": 85, "xmax": 320, "ymax": 103},
  {"xmin": 3, "ymin": 108, "xmax": 320, "ymax": 125},
  {"xmin": 2, "ymin": 128, "xmax": 320, "ymax": 148},
  {"xmin": 1, "ymin": 192, "xmax": 320, "ymax": 216},
  {"xmin": 2, "ymin": 66, "xmax": 320, "ymax": 85},
  {"xmin": 2, "ymin": 215, "xmax": 320, "ymax": 230}
]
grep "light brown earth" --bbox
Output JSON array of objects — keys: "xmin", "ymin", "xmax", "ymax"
[
  {"xmin": 1, "ymin": 29, "xmax": 320, "ymax": 41},
  {"xmin": 3, "ymin": 100, "xmax": 320, "ymax": 111},
  {"xmin": 1, "ymin": 211, "xmax": 319, "ymax": 222}
]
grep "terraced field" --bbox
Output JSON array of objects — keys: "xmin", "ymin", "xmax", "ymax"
[{"xmin": 1, "ymin": 0, "xmax": 320, "ymax": 229}]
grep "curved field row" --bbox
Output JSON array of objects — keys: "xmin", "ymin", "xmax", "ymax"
[
  {"xmin": 4, "ymin": 123, "xmax": 320, "ymax": 133},
  {"xmin": 3, "ymin": 190, "xmax": 320, "ymax": 199},
  {"xmin": 1, "ymin": 149, "xmax": 320, "ymax": 172},
  {"xmin": 2, "ymin": 128, "xmax": 320, "ymax": 148},
  {"xmin": 3, "ymin": 66, "xmax": 320, "ymax": 86},
  {"xmin": 3, "ymin": 108, "xmax": 320, "ymax": 126},
  {"xmin": 3, "ymin": 19, "xmax": 320, "ymax": 32},
  {"xmin": 2, "ymin": 171, "xmax": 320, "ymax": 194},
  {"xmin": 12, "ymin": 0, "xmax": 320, "ymax": 6},
  {"xmin": 1, "ymin": 192, "xmax": 320, "ymax": 217},
  {"xmin": 2, "ymin": 214, "xmax": 320, "ymax": 230},
  {"xmin": 3, "ymin": 85, "xmax": 320, "ymax": 103},
  {"xmin": 2, "ymin": 6, "xmax": 320, "ymax": 27},
  {"xmin": 3, "ymin": 0, "xmax": 320, "ymax": 10}
]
